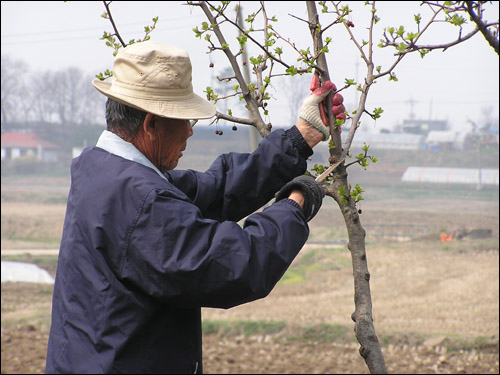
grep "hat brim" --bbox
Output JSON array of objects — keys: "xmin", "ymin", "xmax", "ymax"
[{"xmin": 92, "ymin": 80, "xmax": 216, "ymax": 120}]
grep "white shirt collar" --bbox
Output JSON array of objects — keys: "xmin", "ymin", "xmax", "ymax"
[{"xmin": 95, "ymin": 130, "xmax": 168, "ymax": 181}]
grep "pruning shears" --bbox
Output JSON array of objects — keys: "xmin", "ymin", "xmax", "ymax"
[
  {"xmin": 310, "ymin": 73, "xmax": 333, "ymax": 128},
  {"xmin": 315, "ymin": 158, "xmax": 345, "ymax": 182}
]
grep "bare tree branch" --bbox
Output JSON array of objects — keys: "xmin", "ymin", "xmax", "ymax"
[
  {"xmin": 195, "ymin": 1, "xmax": 271, "ymax": 136},
  {"xmin": 214, "ymin": 111, "xmax": 269, "ymax": 127},
  {"xmin": 465, "ymin": 1, "xmax": 499, "ymax": 54}
]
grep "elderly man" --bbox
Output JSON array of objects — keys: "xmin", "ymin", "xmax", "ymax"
[{"xmin": 46, "ymin": 41, "xmax": 339, "ymax": 374}]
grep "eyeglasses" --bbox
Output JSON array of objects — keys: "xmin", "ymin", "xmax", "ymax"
[{"xmin": 189, "ymin": 120, "xmax": 198, "ymax": 128}]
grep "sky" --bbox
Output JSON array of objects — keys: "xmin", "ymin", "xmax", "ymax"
[{"xmin": 1, "ymin": 1, "xmax": 499, "ymax": 134}]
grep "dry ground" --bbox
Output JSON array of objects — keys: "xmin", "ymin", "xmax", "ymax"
[{"xmin": 1, "ymin": 176, "xmax": 499, "ymax": 374}]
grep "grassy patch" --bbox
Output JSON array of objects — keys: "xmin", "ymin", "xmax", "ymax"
[
  {"xmin": 1, "ymin": 282, "xmax": 54, "ymax": 331},
  {"xmin": 308, "ymin": 227, "xmax": 348, "ymax": 242},
  {"xmin": 439, "ymin": 237, "xmax": 499, "ymax": 253},
  {"xmin": 379, "ymin": 331, "xmax": 499, "ymax": 353},
  {"xmin": 202, "ymin": 318, "xmax": 499, "ymax": 353},
  {"xmin": 202, "ymin": 319, "xmax": 286, "ymax": 337},
  {"xmin": 1, "ymin": 190, "xmax": 68, "ymax": 205},
  {"xmin": 366, "ymin": 184, "xmax": 499, "ymax": 202},
  {"xmin": 290, "ymin": 322, "xmax": 354, "ymax": 344},
  {"xmin": 279, "ymin": 246, "xmax": 350, "ymax": 285},
  {"xmin": 1, "ymin": 203, "xmax": 65, "ymax": 246}
]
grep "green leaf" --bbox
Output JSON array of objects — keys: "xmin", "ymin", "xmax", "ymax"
[
  {"xmin": 345, "ymin": 78, "xmax": 356, "ymax": 86},
  {"xmin": 396, "ymin": 42, "xmax": 406, "ymax": 52},
  {"xmin": 286, "ymin": 66, "xmax": 298, "ymax": 76},
  {"xmin": 193, "ymin": 27, "xmax": 202, "ymax": 38},
  {"xmin": 265, "ymin": 39, "xmax": 276, "ymax": 47},
  {"xmin": 373, "ymin": 107, "xmax": 384, "ymax": 119},
  {"xmin": 237, "ymin": 34, "xmax": 247, "ymax": 47},
  {"xmin": 406, "ymin": 32, "xmax": 419, "ymax": 41},
  {"xmin": 419, "ymin": 49, "xmax": 430, "ymax": 59},
  {"xmin": 449, "ymin": 14, "xmax": 466, "ymax": 26}
]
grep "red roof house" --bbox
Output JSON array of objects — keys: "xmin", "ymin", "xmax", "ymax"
[{"xmin": 1, "ymin": 132, "xmax": 60, "ymax": 162}]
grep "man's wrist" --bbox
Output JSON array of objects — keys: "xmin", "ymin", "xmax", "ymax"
[
  {"xmin": 295, "ymin": 118, "xmax": 325, "ymax": 148},
  {"xmin": 288, "ymin": 190, "xmax": 305, "ymax": 209}
]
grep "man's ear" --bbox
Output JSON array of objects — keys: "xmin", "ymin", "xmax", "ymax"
[{"xmin": 142, "ymin": 113, "xmax": 156, "ymax": 140}]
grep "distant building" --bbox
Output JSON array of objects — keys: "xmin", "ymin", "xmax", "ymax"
[
  {"xmin": 350, "ymin": 132, "xmax": 425, "ymax": 151},
  {"xmin": 1, "ymin": 132, "xmax": 59, "ymax": 162},
  {"xmin": 402, "ymin": 119, "xmax": 448, "ymax": 135},
  {"xmin": 424, "ymin": 130, "xmax": 474, "ymax": 151},
  {"xmin": 402, "ymin": 167, "xmax": 499, "ymax": 186}
]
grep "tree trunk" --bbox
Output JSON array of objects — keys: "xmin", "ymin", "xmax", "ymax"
[
  {"xmin": 331, "ymin": 165, "xmax": 387, "ymax": 374},
  {"xmin": 306, "ymin": 2, "xmax": 387, "ymax": 373}
]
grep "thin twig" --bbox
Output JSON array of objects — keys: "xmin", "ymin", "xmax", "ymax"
[{"xmin": 102, "ymin": 1, "xmax": 127, "ymax": 48}]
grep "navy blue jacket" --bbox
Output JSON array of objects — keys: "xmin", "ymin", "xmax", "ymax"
[{"xmin": 46, "ymin": 127, "xmax": 312, "ymax": 374}]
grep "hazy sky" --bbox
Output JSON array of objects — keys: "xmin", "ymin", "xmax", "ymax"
[{"xmin": 2, "ymin": 1, "xmax": 499, "ymax": 133}]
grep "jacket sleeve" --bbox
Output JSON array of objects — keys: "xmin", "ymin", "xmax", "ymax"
[
  {"xmin": 121, "ymin": 186, "xmax": 309, "ymax": 309},
  {"xmin": 166, "ymin": 127, "xmax": 312, "ymax": 222}
]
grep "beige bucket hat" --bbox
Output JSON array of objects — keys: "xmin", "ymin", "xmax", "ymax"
[{"xmin": 93, "ymin": 41, "xmax": 216, "ymax": 120}]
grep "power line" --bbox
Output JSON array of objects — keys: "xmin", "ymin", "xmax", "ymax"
[
  {"xmin": 1, "ymin": 13, "xmax": 202, "ymax": 39},
  {"xmin": 1, "ymin": 19, "xmax": 201, "ymax": 46}
]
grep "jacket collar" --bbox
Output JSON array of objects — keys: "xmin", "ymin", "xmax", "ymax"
[{"xmin": 95, "ymin": 130, "xmax": 168, "ymax": 181}]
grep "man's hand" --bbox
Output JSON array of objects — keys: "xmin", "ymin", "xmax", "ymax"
[
  {"xmin": 275, "ymin": 175, "xmax": 325, "ymax": 222},
  {"xmin": 298, "ymin": 79, "xmax": 346, "ymax": 146},
  {"xmin": 299, "ymin": 81, "xmax": 334, "ymax": 141}
]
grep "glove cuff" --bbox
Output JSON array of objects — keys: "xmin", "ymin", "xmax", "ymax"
[
  {"xmin": 299, "ymin": 103, "xmax": 330, "ymax": 141},
  {"xmin": 275, "ymin": 198, "xmax": 303, "ymax": 212}
]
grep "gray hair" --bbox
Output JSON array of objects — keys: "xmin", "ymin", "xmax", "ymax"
[{"xmin": 105, "ymin": 98, "xmax": 148, "ymax": 140}]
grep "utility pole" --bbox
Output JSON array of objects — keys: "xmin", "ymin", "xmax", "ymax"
[
  {"xmin": 406, "ymin": 96, "xmax": 418, "ymax": 119},
  {"xmin": 237, "ymin": 7, "xmax": 260, "ymax": 152}
]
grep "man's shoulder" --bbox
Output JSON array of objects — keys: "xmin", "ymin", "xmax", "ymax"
[{"xmin": 73, "ymin": 147, "xmax": 171, "ymax": 192}]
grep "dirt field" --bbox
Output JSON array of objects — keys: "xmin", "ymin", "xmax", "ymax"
[{"xmin": 1, "ymin": 176, "xmax": 499, "ymax": 374}]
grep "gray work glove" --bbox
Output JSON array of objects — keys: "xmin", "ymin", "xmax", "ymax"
[{"xmin": 275, "ymin": 175, "xmax": 325, "ymax": 222}]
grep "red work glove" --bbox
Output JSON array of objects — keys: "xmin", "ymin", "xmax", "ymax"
[{"xmin": 299, "ymin": 78, "xmax": 346, "ymax": 140}]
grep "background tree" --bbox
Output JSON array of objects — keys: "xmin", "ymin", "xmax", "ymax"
[
  {"xmin": 98, "ymin": 1, "xmax": 498, "ymax": 373},
  {"xmin": 1, "ymin": 55, "xmax": 28, "ymax": 124},
  {"xmin": 0, "ymin": 61, "xmax": 104, "ymax": 127}
]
